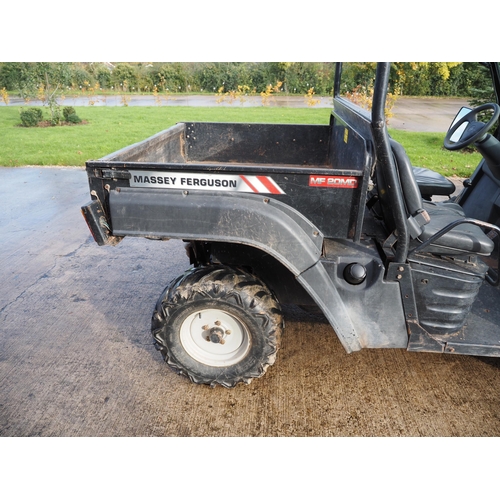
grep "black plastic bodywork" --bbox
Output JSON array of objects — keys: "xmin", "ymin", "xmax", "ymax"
[{"xmin": 82, "ymin": 62, "xmax": 500, "ymax": 358}]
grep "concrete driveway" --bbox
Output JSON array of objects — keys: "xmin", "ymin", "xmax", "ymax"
[
  {"xmin": 390, "ymin": 97, "xmax": 469, "ymax": 132},
  {"xmin": 1, "ymin": 166, "xmax": 500, "ymax": 437}
]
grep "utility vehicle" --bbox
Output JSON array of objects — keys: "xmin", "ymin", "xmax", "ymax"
[{"xmin": 81, "ymin": 62, "xmax": 500, "ymax": 387}]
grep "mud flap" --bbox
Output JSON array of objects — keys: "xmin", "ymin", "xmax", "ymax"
[{"xmin": 81, "ymin": 200, "xmax": 122, "ymax": 246}]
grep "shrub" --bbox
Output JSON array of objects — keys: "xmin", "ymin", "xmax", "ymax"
[
  {"xmin": 95, "ymin": 65, "xmax": 111, "ymax": 88},
  {"xmin": 62, "ymin": 106, "xmax": 82, "ymax": 124},
  {"xmin": 20, "ymin": 107, "xmax": 43, "ymax": 127},
  {"xmin": 196, "ymin": 62, "xmax": 253, "ymax": 93},
  {"xmin": 63, "ymin": 106, "xmax": 76, "ymax": 120},
  {"xmin": 66, "ymin": 113, "xmax": 82, "ymax": 124},
  {"xmin": 111, "ymin": 63, "xmax": 139, "ymax": 91},
  {"xmin": 71, "ymin": 66, "xmax": 93, "ymax": 88},
  {"xmin": 147, "ymin": 62, "xmax": 191, "ymax": 92}
]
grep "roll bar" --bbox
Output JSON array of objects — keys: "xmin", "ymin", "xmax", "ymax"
[{"xmin": 370, "ymin": 63, "xmax": 409, "ymax": 263}]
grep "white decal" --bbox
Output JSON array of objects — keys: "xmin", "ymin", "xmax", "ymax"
[{"xmin": 129, "ymin": 171, "xmax": 285, "ymax": 194}]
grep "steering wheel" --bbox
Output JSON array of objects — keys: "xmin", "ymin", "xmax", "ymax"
[{"xmin": 444, "ymin": 103, "xmax": 500, "ymax": 151}]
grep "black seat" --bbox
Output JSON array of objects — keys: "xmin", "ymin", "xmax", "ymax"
[
  {"xmin": 413, "ymin": 166, "xmax": 456, "ymax": 199},
  {"xmin": 422, "ymin": 199, "xmax": 464, "ymax": 216},
  {"xmin": 418, "ymin": 209, "xmax": 493, "ymax": 255},
  {"xmin": 375, "ymin": 140, "xmax": 494, "ymax": 256}
]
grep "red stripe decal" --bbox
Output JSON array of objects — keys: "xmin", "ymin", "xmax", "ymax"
[
  {"xmin": 257, "ymin": 176, "xmax": 280, "ymax": 194},
  {"xmin": 239, "ymin": 175, "xmax": 259, "ymax": 192}
]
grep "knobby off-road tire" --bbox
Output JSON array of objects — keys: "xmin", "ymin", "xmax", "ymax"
[{"xmin": 152, "ymin": 265, "xmax": 283, "ymax": 388}]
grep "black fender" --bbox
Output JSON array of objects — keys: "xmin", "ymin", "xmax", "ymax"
[
  {"xmin": 109, "ymin": 189, "xmax": 322, "ymax": 275},
  {"xmin": 108, "ymin": 188, "xmax": 362, "ymax": 352}
]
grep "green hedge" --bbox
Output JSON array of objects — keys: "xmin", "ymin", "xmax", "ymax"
[{"xmin": 0, "ymin": 62, "xmax": 493, "ymax": 97}]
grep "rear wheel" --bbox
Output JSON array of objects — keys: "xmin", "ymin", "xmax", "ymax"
[{"xmin": 152, "ymin": 265, "xmax": 283, "ymax": 388}]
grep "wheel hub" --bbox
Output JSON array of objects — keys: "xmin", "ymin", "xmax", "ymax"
[
  {"xmin": 208, "ymin": 326, "xmax": 225, "ymax": 344},
  {"xmin": 179, "ymin": 308, "xmax": 250, "ymax": 367}
]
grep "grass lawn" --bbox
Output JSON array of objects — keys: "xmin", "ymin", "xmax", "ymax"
[
  {"xmin": 389, "ymin": 129, "xmax": 482, "ymax": 178},
  {"xmin": 0, "ymin": 106, "xmax": 482, "ymax": 176},
  {"xmin": 0, "ymin": 106, "xmax": 332, "ymax": 167}
]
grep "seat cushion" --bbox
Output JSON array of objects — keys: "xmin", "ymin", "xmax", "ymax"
[
  {"xmin": 416, "ymin": 210, "xmax": 494, "ymax": 256},
  {"xmin": 423, "ymin": 200, "xmax": 464, "ymax": 216},
  {"xmin": 413, "ymin": 167, "xmax": 456, "ymax": 196}
]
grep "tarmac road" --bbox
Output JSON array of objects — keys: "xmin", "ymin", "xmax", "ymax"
[{"xmin": 1, "ymin": 166, "xmax": 500, "ymax": 437}]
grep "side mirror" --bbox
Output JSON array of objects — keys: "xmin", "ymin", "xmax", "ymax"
[{"xmin": 448, "ymin": 106, "xmax": 472, "ymax": 143}]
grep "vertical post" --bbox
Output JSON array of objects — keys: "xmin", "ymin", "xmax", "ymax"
[
  {"xmin": 371, "ymin": 63, "xmax": 409, "ymax": 263},
  {"xmin": 333, "ymin": 62, "xmax": 342, "ymax": 97}
]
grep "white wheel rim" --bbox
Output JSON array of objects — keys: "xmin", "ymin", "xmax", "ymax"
[{"xmin": 179, "ymin": 308, "xmax": 251, "ymax": 367}]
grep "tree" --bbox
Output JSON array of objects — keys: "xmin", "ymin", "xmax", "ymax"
[{"xmin": 0, "ymin": 63, "xmax": 72, "ymax": 124}]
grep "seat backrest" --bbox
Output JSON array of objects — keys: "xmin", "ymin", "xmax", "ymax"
[
  {"xmin": 374, "ymin": 139, "xmax": 429, "ymax": 237},
  {"xmin": 388, "ymin": 139, "xmax": 425, "ymax": 217}
]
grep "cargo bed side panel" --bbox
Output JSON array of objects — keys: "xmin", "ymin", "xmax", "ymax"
[{"xmin": 184, "ymin": 122, "xmax": 331, "ymax": 165}]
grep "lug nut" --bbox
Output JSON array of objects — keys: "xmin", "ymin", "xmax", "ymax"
[
  {"xmin": 225, "ymin": 330, "xmax": 231, "ymax": 335},
  {"xmin": 214, "ymin": 320, "xmax": 221, "ymax": 326}
]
